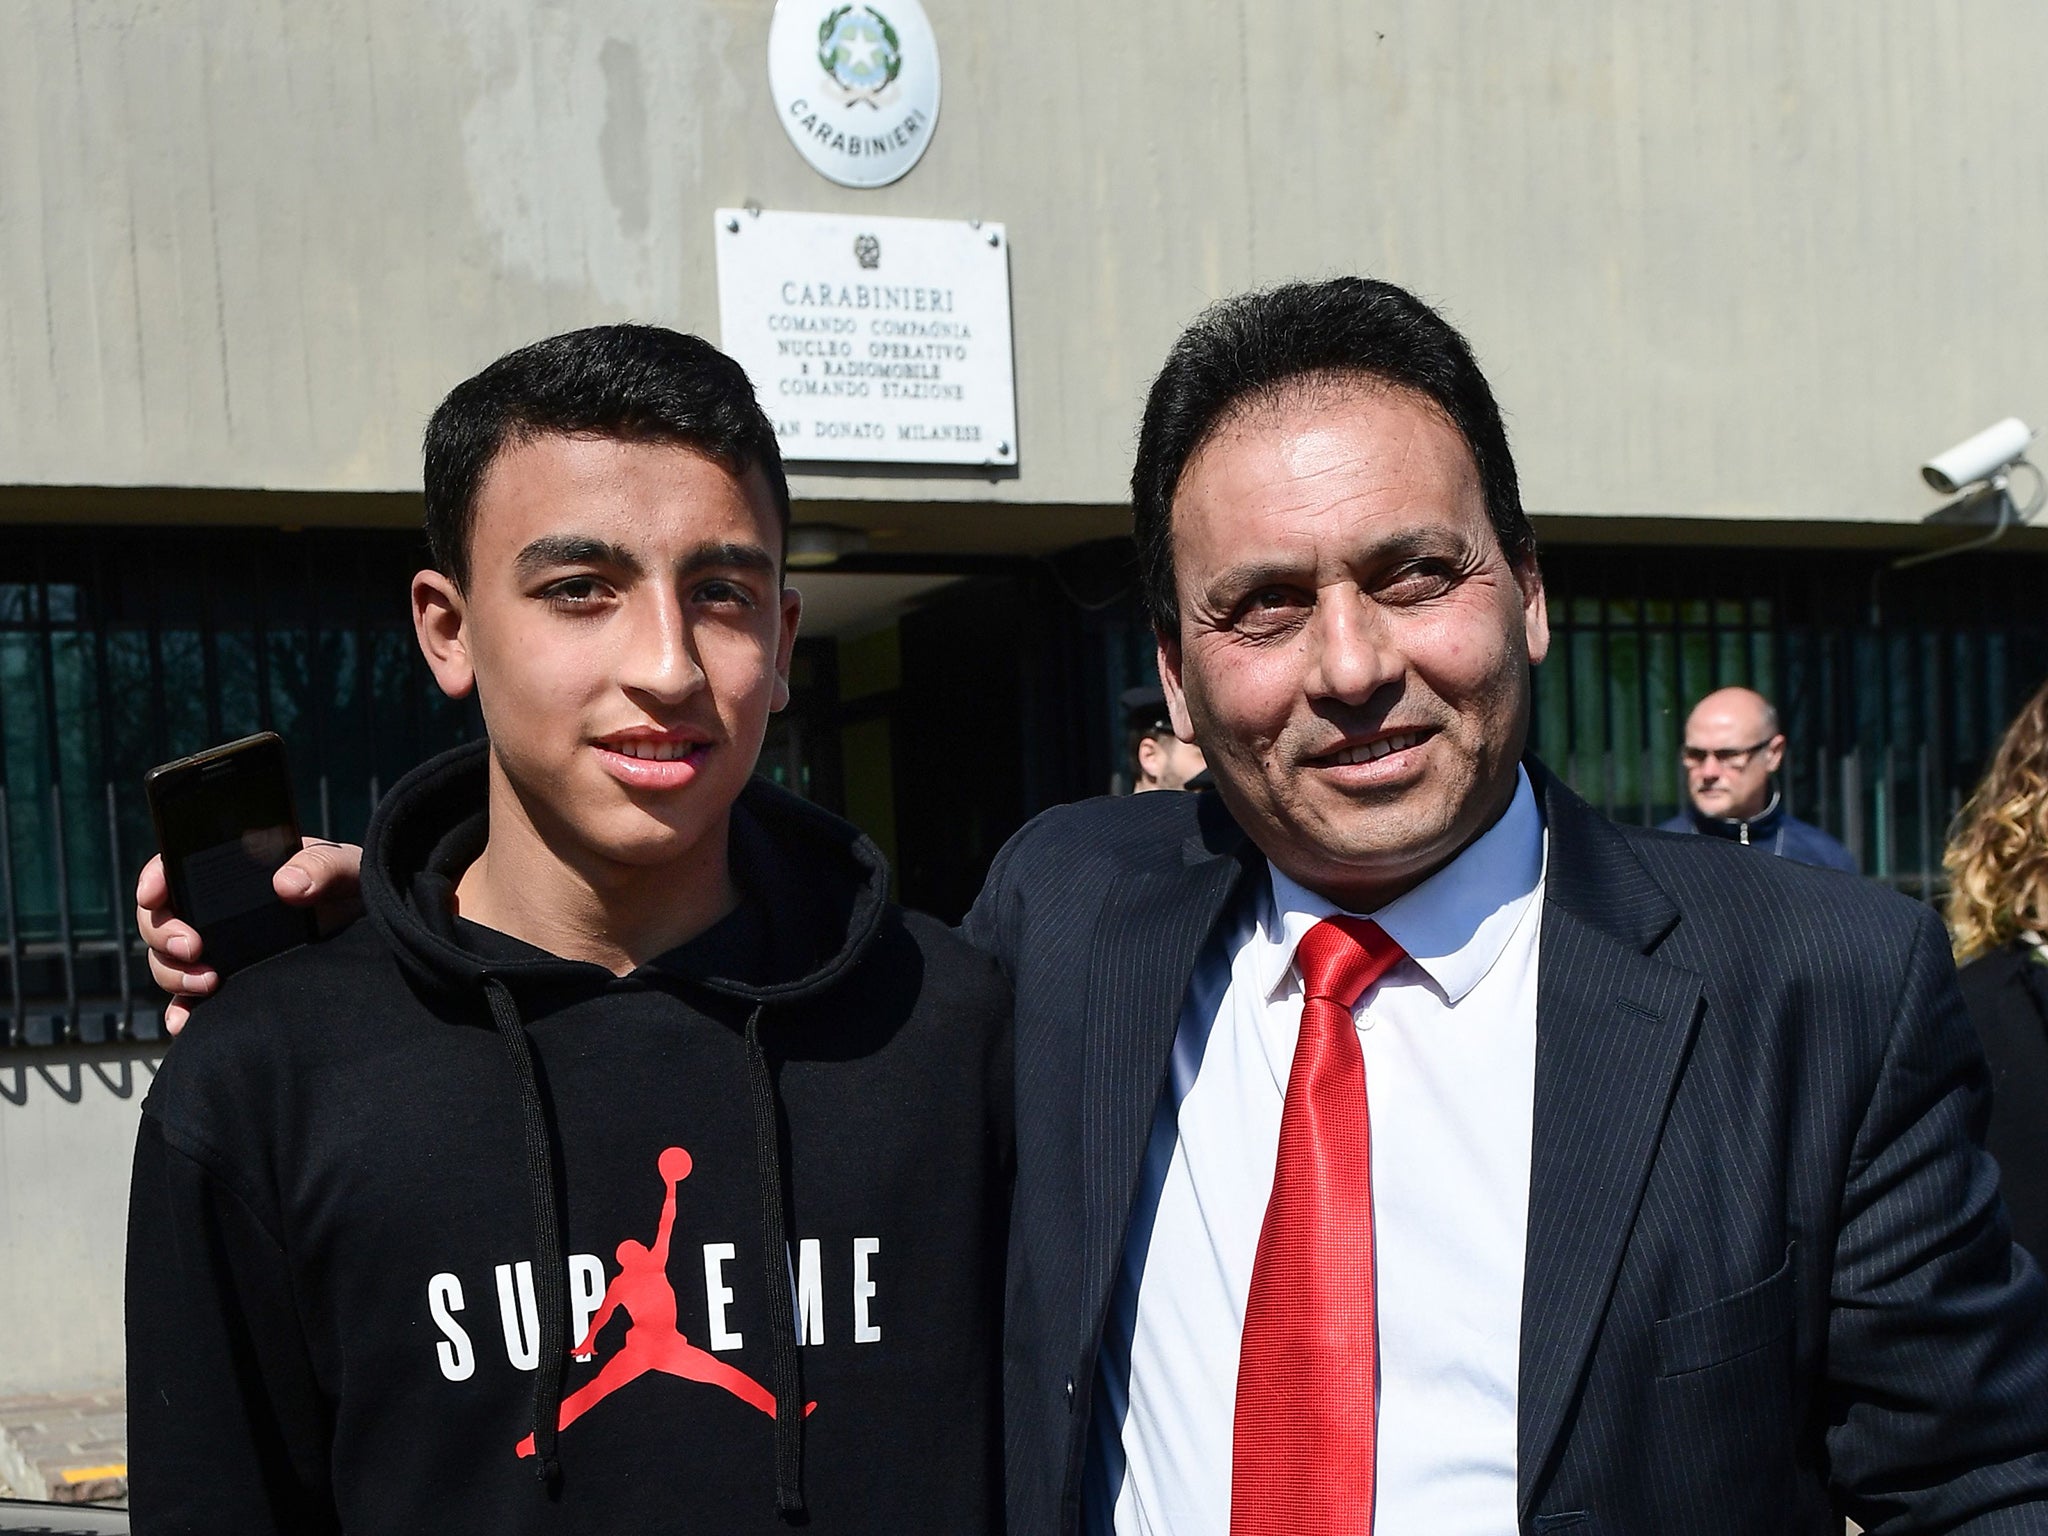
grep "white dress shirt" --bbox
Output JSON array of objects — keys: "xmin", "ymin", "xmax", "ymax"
[{"xmin": 1085, "ymin": 767, "xmax": 1546, "ymax": 1536}]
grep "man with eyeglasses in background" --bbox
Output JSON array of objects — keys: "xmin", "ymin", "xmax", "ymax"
[{"xmin": 1659, "ymin": 685, "xmax": 1858, "ymax": 872}]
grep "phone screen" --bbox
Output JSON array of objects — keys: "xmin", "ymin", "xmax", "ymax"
[
  {"xmin": 180, "ymin": 824, "xmax": 301, "ymax": 928},
  {"xmin": 146, "ymin": 734, "xmax": 312, "ymax": 977}
]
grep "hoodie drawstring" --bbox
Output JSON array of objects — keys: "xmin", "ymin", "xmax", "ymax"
[
  {"xmin": 744, "ymin": 1003, "xmax": 809, "ymax": 1519},
  {"xmin": 484, "ymin": 977, "xmax": 570, "ymax": 1492}
]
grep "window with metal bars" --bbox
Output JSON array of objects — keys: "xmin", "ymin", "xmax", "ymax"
[
  {"xmin": 1528, "ymin": 545, "xmax": 2048, "ymax": 896},
  {"xmin": 0, "ymin": 526, "xmax": 480, "ymax": 1045}
]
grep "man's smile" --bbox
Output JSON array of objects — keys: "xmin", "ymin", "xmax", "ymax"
[
  {"xmin": 1297, "ymin": 727, "xmax": 1437, "ymax": 787},
  {"xmin": 1306, "ymin": 727, "xmax": 1432, "ymax": 768}
]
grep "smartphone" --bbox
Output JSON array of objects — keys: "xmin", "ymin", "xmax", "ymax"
[{"xmin": 144, "ymin": 732, "xmax": 314, "ymax": 978}]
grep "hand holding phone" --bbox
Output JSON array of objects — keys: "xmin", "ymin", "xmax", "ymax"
[{"xmin": 144, "ymin": 733, "xmax": 315, "ymax": 980}]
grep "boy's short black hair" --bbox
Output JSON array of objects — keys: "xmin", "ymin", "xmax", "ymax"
[
  {"xmin": 1130, "ymin": 277, "xmax": 1536, "ymax": 635},
  {"xmin": 422, "ymin": 325, "xmax": 790, "ymax": 589}
]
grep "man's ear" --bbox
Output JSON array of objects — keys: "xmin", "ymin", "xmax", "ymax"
[
  {"xmin": 412, "ymin": 569, "xmax": 475, "ymax": 700},
  {"xmin": 1156, "ymin": 629, "xmax": 1197, "ymax": 743},
  {"xmin": 1516, "ymin": 554, "xmax": 1551, "ymax": 667},
  {"xmin": 1135, "ymin": 734, "xmax": 1165, "ymax": 787},
  {"xmin": 770, "ymin": 585, "xmax": 803, "ymax": 713},
  {"xmin": 1763, "ymin": 733, "xmax": 1787, "ymax": 775}
]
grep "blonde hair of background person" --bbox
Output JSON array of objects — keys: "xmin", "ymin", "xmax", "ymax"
[{"xmin": 1945, "ymin": 675, "xmax": 2048, "ymax": 961}]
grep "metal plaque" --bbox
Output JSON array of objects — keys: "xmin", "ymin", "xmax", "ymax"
[
  {"xmin": 768, "ymin": 0, "xmax": 942, "ymax": 190},
  {"xmin": 714, "ymin": 208, "xmax": 1018, "ymax": 468}
]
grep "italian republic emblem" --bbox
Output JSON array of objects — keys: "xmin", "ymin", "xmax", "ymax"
[{"xmin": 818, "ymin": 5, "xmax": 903, "ymax": 106}]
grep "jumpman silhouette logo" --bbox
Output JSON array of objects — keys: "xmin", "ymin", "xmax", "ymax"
[{"xmin": 515, "ymin": 1145, "xmax": 813, "ymax": 1459}]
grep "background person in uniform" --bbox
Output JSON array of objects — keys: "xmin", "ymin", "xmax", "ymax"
[
  {"xmin": 1658, "ymin": 685, "xmax": 1857, "ymax": 872},
  {"xmin": 1123, "ymin": 683, "xmax": 1208, "ymax": 792},
  {"xmin": 1948, "ymin": 675, "xmax": 2048, "ymax": 1264}
]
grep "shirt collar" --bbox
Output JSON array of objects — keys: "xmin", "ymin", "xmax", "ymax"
[
  {"xmin": 1254, "ymin": 765, "xmax": 1546, "ymax": 1006},
  {"xmin": 1686, "ymin": 787, "xmax": 1784, "ymax": 843}
]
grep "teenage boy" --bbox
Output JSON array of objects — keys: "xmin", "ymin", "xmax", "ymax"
[{"xmin": 125, "ymin": 326, "xmax": 1012, "ymax": 1534}]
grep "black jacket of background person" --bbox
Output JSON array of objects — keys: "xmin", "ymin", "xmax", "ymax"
[
  {"xmin": 964, "ymin": 760, "xmax": 2048, "ymax": 1536},
  {"xmin": 1961, "ymin": 941, "xmax": 2048, "ymax": 1266},
  {"xmin": 126, "ymin": 740, "xmax": 1013, "ymax": 1535}
]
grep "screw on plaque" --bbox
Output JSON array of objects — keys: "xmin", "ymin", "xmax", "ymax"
[
  {"xmin": 998, "ymin": 442, "xmax": 1012, "ymax": 456},
  {"xmin": 725, "ymin": 216, "xmax": 741, "ymax": 233},
  {"xmin": 987, "ymin": 230, "xmax": 1001, "ymax": 247}
]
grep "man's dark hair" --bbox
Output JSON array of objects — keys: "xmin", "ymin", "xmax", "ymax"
[
  {"xmin": 422, "ymin": 324, "xmax": 790, "ymax": 589},
  {"xmin": 1130, "ymin": 277, "xmax": 1535, "ymax": 634}
]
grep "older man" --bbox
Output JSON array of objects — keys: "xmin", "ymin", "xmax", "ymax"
[
  {"xmin": 142, "ymin": 279, "xmax": 2048, "ymax": 1534},
  {"xmin": 1658, "ymin": 685, "xmax": 1857, "ymax": 872},
  {"xmin": 967, "ymin": 279, "xmax": 2048, "ymax": 1535}
]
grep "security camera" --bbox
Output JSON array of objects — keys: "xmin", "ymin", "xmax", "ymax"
[{"xmin": 1921, "ymin": 417, "xmax": 2035, "ymax": 494}]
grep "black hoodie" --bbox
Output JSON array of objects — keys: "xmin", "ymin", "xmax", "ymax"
[{"xmin": 127, "ymin": 741, "xmax": 1013, "ymax": 1534}]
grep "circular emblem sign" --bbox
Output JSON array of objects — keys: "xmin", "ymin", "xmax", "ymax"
[{"xmin": 769, "ymin": 0, "xmax": 941, "ymax": 189}]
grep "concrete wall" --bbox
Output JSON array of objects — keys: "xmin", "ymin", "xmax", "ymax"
[
  {"xmin": 0, "ymin": 1046, "xmax": 158, "ymax": 1393},
  {"xmin": 4, "ymin": 0, "xmax": 2046, "ymax": 532}
]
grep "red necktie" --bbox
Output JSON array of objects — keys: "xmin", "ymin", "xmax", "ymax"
[{"xmin": 1231, "ymin": 915, "xmax": 1406, "ymax": 1536}]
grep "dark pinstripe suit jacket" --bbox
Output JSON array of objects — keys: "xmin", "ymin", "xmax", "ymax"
[{"xmin": 962, "ymin": 761, "xmax": 2048, "ymax": 1536}]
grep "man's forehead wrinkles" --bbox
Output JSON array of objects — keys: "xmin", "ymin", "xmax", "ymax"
[
  {"xmin": 1273, "ymin": 394, "xmax": 1437, "ymax": 471},
  {"xmin": 1263, "ymin": 425, "xmax": 1407, "ymax": 484},
  {"xmin": 1194, "ymin": 474, "xmax": 1434, "ymax": 547},
  {"xmin": 1203, "ymin": 427, "xmax": 1476, "ymax": 526}
]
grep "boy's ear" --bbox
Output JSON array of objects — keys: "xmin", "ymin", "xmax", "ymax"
[
  {"xmin": 769, "ymin": 584, "xmax": 803, "ymax": 713},
  {"xmin": 412, "ymin": 570, "xmax": 475, "ymax": 700}
]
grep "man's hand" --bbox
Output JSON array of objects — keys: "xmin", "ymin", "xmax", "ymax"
[{"xmin": 135, "ymin": 840, "xmax": 366, "ymax": 1035}]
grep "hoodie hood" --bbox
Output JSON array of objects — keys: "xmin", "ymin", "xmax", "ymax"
[
  {"xmin": 362, "ymin": 738, "xmax": 891, "ymax": 1012},
  {"xmin": 358, "ymin": 737, "xmax": 893, "ymax": 1513}
]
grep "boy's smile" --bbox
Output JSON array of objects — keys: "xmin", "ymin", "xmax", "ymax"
[
  {"xmin": 591, "ymin": 725, "xmax": 714, "ymax": 791},
  {"xmin": 411, "ymin": 431, "xmax": 800, "ymax": 968}
]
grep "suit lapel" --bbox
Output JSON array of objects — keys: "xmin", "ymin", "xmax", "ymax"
[
  {"xmin": 1517, "ymin": 768, "xmax": 1703, "ymax": 1518},
  {"xmin": 1076, "ymin": 810, "xmax": 1257, "ymax": 1353}
]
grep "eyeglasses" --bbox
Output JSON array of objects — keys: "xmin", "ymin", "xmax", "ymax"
[{"xmin": 1681, "ymin": 739, "xmax": 1775, "ymax": 770}]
